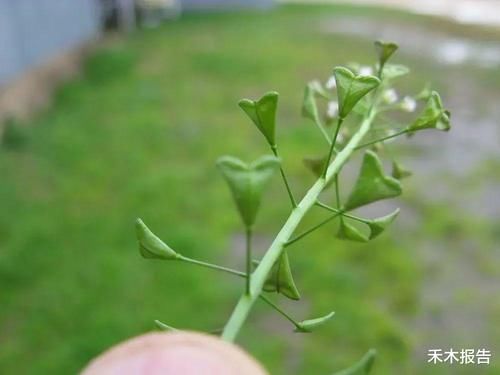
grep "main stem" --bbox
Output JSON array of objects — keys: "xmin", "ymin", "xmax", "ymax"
[
  {"xmin": 245, "ymin": 227, "xmax": 252, "ymax": 295},
  {"xmin": 221, "ymin": 108, "xmax": 378, "ymax": 342}
]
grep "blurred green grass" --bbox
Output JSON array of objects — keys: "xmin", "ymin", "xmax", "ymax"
[{"xmin": 0, "ymin": 4, "xmax": 498, "ymax": 374}]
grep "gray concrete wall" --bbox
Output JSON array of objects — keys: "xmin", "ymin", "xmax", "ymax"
[
  {"xmin": 180, "ymin": 0, "xmax": 274, "ymax": 11},
  {"xmin": 0, "ymin": 0, "xmax": 101, "ymax": 86}
]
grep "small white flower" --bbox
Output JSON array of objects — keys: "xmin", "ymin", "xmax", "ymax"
[
  {"xmin": 327, "ymin": 100, "xmax": 339, "ymax": 118},
  {"xmin": 325, "ymin": 75, "xmax": 336, "ymax": 89},
  {"xmin": 401, "ymin": 96, "xmax": 417, "ymax": 112},
  {"xmin": 358, "ymin": 66, "xmax": 374, "ymax": 76},
  {"xmin": 383, "ymin": 89, "xmax": 398, "ymax": 104}
]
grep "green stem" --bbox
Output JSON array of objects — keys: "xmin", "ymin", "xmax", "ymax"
[
  {"xmin": 245, "ymin": 227, "xmax": 252, "ymax": 295},
  {"xmin": 221, "ymin": 106, "xmax": 378, "ymax": 342},
  {"xmin": 354, "ymin": 128, "xmax": 408, "ymax": 150},
  {"xmin": 377, "ymin": 63, "xmax": 384, "ymax": 80},
  {"xmin": 315, "ymin": 201, "xmax": 369, "ymax": 224},
  {"xmin": 259, "ymin": 294, "xmax": 301, "ymax": 329},
  {"xmin": 178, "ymin": 256, "xmax": 303, "ymax": 330},
  {"xmin": 334, "ymin": 175, "xmax": 341, "ymax": 207},
  {"xmin": 322, "ymin": 117, "xmax": 344, "ymax": 178},
  {"xmin": 285, "ymin": 212, "xmax": 340, "ymax": 247},
  {"xmin": 271, "ymin": 145, "xmax": 297, "ymax": 208},
  {"xmin": 179, "ymin": 255, "xmax": 246, "ymax": 277},
  {"xmin": 317, "ymin": 118, "xmax": 332, "ymax": 145}
]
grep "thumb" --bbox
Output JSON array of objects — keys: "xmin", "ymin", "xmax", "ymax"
[{"xmin": 81, "ymin": 331, "xmax": 268, "ymax": 375}]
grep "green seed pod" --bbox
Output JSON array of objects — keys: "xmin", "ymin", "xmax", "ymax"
[
  {"xmin": 374, "ymin": 40, "xmax": 398, "ymax": 68},
  {"xmin": 344, "ymin": 151, "xmax": 402, "ymax": 210},
  {"xmin": 333, "ymin": 349, "xmax": 377, "ymax": 375},
  {"xmin": 217, "ymin": 155, "xmax": 280, "ymax": 228},
  {"xmin": 391, "ymin": 161, "xmax": 412, "ymax": 180},
  {"xmin": 295, "ymin": 311, "xmax": 335, "ymax": 333},
  {"xmin": 380, "ymin": 64, "xmax": 409, "ymax": 80},
  {"xmin": 135, "ymin": 218, "xmax": 179, "ymax": 260},
  {"xmin": 337, "ymin": 219, "xmax": 369, "ymax": 243},
  {"xmin": 239, "ymin": 91, "xmax": 279, "ymax": 147},
  {"xmin": 302, "ymin": 82, "xmax": 322, "ymax": 125},
  {"xmin": 366, "ymin": 209, "xmax": 400, "ymax": 240},
  {"xmin": 408, "ymin": 91, "xmax": 451, "ymax": 132},
  {"xmin": 262, "ymin": 251, "xmax": 301, "ymax": 301},
  {"xmin": 154, "ymin": 320, "xmax": 177, "ymax": 331},
  {"xmin": 333, "ymin": 67, "xmax": 380, "ymax": 119}
]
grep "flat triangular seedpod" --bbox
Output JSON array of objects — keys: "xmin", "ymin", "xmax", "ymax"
[
  {"xmin": 303, "ymin": 155, "xmax": 328, "ymax": 178},
  {"xmin": 333, "ymin": 67, "xmax": 380, "ymax": 118},
  {"xmin": 295, "ymin": 311, "xmax": 335, "ymax": 333},
  {"xmin": 302, "ymin": 155, "xmax": 336, "ymax": 188},
  {"xmin": 366, "ymin": 208, "xmax": 400, "ymax": 239},
  {"xmin": 408, "ymin": 91, "xmax": 451, "ymax": 132},
  {"xmin": 135, "ymin": 219, "xmax": 179, "ymax": 260},
  {"xmin": 333, "ymin": 349, "xmax": 377, "ymax": 375},
  {"xmin": 344, "ymin": 151, "xmax": 402, "ymax": 210},
  {"xmin": 381, "ymin": 64, "xmax": 409, "ymax": 80},
  {"xmin": 217, "ymin": 155, "xmax": 280, "ymax": 228},
  {"xmin": 337, "ymin": 219, "xmax": 369, "ymax": 242},
  {"xmin": 375, "ymin": 40, "xmax": 398, "ymax": 68},
  {"xmin": 238, "ymin": 91, "xmax": 278, "ymax": 146},
  {"xmin": 154, "ymin": 320, "xmax": 177, "ymax": 331},
  {"xmin": 302, "ymin": 82, "xmax": 321, "ymax": 125},
  {"xmin": 263, "ymin": 251, "xmax": 301, "ymax": 300},
  {"xmin": 391, "ymin": 161, "xmax": 412, "ymax": 179}
]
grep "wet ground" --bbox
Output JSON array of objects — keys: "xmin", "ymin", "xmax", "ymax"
[{"xmin": 322, "ymin": 14, "xmax": 500, "ymax": 370}]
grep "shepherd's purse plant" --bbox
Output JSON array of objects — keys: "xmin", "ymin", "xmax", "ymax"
[{"xmin": 135, "ymin": 41, "xmax": 450, "ymax": 373}]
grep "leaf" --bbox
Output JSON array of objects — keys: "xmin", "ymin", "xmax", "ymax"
[
  {"xmin": 381, "ymin": 64, "xmax": 409, "ymax": 80},
  {"xmin": 239, "ymin": 91, "xmax": 279, "ymax": 146},
  {"xmin": 333, "ymin": 67, "xmax": 380, "ymax": 118},
  {"xmin": 154, "ymin": 320, "xmax": 177, "ymax": 331},
  {"xmin": 408, "ymin": 91, "xmax": 451, "ymax": 132},
  {"xmin": 135, "ymin": 218, "xmax": 179, "ymax": 260},
  {"xmin": 302, "ymin": 82, "xmax": 321, "ymax": 125},
  {"xmin": 333, "ymin": 349, "xmax": 377, "ymax": 375},
  {"xmin": 217, "ymin": 155, "xmax": 280, "ymax": 228},
  {"xmin": 263, "ymin": 251, "xmax": 301, "ymax": 300},
  {"xmin": 295, "ymin": 311, "xmax": 335, "ymax": 333},
  {"xmin": 374, "ymin": 40, "xmax": 398, "ymax": 67},
  {"xmin": 391, "ymin": 161, "xmax": 412, "ymax": 179},
  {"xmin": 344, "ymin": 151, "xmax": 402, "ymax": 210},
  {"xmin": 366, "ymin": 208, "xmax": 400, "ymax": 239},
  {"xmin": 337, "ymin": 219, "xmax": 369, "ymax": 242}
]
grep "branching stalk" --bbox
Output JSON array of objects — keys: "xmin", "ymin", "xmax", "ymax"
[
  {"xmin": 259, "ymin": 294, "xmax": 301, "ymax": 329},
  {"xmin": 179, "ymin": 255, "xmax": 246, "ymax": 277},
  {"xmin": 315, "ymin": 201, "xmax": 369, "ymax": 224},
  {"xmin": 271, "ymin": 145, "xmax": 297, "ymax": 208},
  {"xmin": 285, "ymin": 212, "xmax": 340, "ymax": 247},
  {"xmin": 322, "ymin": 117, "xmax": 344, "ymax": 177},
  {"xmin": 354, "ymin": 128, "xmax": 408, "ymax": 150},
  {"xmin": 221, "ymin": 107, "xmax": 378, "ymax": 342}
]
